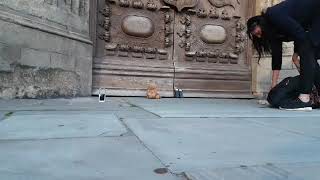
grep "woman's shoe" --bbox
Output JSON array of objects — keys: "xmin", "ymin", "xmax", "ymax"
[{"xmin": 279, "ymin": 98, "xmax": 312, "ymax": 111}]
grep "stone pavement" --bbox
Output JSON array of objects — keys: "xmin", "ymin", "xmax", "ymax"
[{"xmin": 0, "ymin": 97, "xmax": 320, "ymax": 180}]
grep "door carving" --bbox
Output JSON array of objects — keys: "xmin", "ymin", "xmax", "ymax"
[
  {"xmin": 92, "ymin": 0, "xmax": 252, "ymax": 97},
  {"xmin": 93, "ymin": 0, "xmax": 175, "ymax": 96}
]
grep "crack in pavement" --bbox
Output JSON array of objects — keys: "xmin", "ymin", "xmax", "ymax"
[
  {"xmin": 114, "ymin": 113, "xmax": 182, "ymax": 177},
  {"xmin": 0, "ymin": 111, "xmax": 14, "ymax": 122}
]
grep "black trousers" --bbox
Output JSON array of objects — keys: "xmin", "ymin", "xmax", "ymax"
[
  {"xmin": 268, "ymin": 45, "xmax": 320, "ymax": 107},
  {"xmin": 297, "ymin": 38, "xmax": 320, "ymax": 94},
  {"xmin": 267, "ymin": 75, "xmax": 320, "ymax": 108},
  {"xmin": 316, "ymin": 52, "xmax": 320, "ymax": 90}
]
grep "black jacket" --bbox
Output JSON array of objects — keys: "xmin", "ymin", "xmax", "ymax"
[{"xmin": 264, "ymin": 0, "xmax": 320, "ymax": 70}]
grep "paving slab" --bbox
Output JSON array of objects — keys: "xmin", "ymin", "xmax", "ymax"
[
  {"xmin": 114, "ymin": 107, "xmax": 161, "ymax": 119},
  {"xmin": 276, "ymin": 162, "xmax": 320, "ymax": 180},
  {"xmin": 0, "ymin": 111, "xmax": 5, "ymax": 120},
  {"xmin": 124, "ymin": 117, "xmax": 320, "ymax": 173},
  {"xmin": 0, "ymin": 112, "xmax": 127, "ymax": 140},
  {"xmin": 12, "ymin": 106, "xmax": 160, "ymax": 120},
  {"xmin": 247, "ymin": 117, "xmax": 320, "ymax": 139},
  {"xmin": 127, "ymin": 98, "xmax": 320, "ymax": 118},
  {"xmin": 184, "ymin": 163, "xmax": 320, "ymax": 180},
  {"xmin": 0, "ymin": 136, "xmax": 180, "ymax": 180},
  {"xmin": 0, "ymin": 97, "xmax": 130, "ymax": 111}
]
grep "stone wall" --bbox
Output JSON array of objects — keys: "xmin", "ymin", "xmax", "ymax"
[
  {"xmin": 251, "ymin": 0, "xmax": 298, "ymax": 98},
  {"xmin": 0, "ymin": 0, "xmax": 92, "ymax": 99}
]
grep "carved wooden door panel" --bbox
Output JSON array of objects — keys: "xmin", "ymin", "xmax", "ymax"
[
  {"xmin": 92, "ymin": 0, "xmax": 252, "ymax": 97},
  {"xmin": 172, "ymin": 0, "xmax": 252, "ymax": 97},
  {"xmin": 92, "ymin": 0, "xmax": 175, "ymax": 96}
]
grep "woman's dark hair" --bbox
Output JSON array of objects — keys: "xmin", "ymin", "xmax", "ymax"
[{"xmin": 247, "ymin": 15, "xmax": 272, "ymax": 60}]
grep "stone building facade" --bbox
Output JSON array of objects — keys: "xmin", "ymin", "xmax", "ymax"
[
  {"xmin": 0, "ymin": 0, "xmax": 92, "ymax": 98},
  {"xmin": 0, "ymin": 0, "xmax": 297, "ymax": 99}
]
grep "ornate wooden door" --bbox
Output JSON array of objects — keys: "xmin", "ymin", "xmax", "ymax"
[
  {"xmin": 172, "ymin": 0, "xmax": 251, "ymax": 97},
  {"xmin": 92, "ymin": 0, "xmax": 252, "ymax": 97}
]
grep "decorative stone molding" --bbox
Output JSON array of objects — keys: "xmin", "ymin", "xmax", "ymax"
[
  {"xmin": 121, "ymin": 16, "xmax": 155, "ymax": 37},
  {"xmin": 100, "ymin": 7, "xmax": 111, "ymax": 17},
  {"xmin": 221, "ymin": 9, "xmax": 231, "ymax": 20},
  {"xmin": 118, "ymin": 44, "xmax": 130, "ymax": 57},
  {"xmin": 96, "ymin": 0, "xmax": 172, "ymax": 60},
  {"xmin": 144, "ymin": 47, "xmax": 156, "ymax": 59},
  {"xmin": 119, "ymin": 0, "xmax": 130, "ymax": 7},
  {"xmin": 157, "ymin": 49, "xmax": 169, "ymax": 60},
  {"xmin": 165, "ymin": 37, "xmax": 172, "ymax": 48},
  {"xmin": 208, "ymin": 0, "xmax": 240, "ymax": 9},
  {"xmin": 104, "ymin": 44, "xmax": 169, "ymax": 60},
  {"xmin": 185, "ymin": 52, "xmax": 196, "ymax": 61},
  {"xmin": 164, "ymin": 10, "xmax": 173, "ymax": 48},
  {"xmin": 163, "ymin": 0, "xmax": 198, "ymax": 12},
  {"xmin": 234, "ymin": 19, "xmax": 246, "ymax": 56},
  {"xmin": 132, "ymin": 0, "xmax": 144, "ymax": 9},
  {"xmin": 197, "ymin": 9, "xmax": 207, "ymax": 18},
  {"xmin": 146, "ymin": 0, "xmax": 157, "ymax": 11},
  {"xmin": 236, "ymin": 21, "xmax": 246, "ymax": 31},
  {"xmin": 196, "ymin": 51, "xmax": 207, "ymax": 62},
  {"xmin": 200, "ymin": 25, "xmax": 227, "ymax": 44},
  {"xmin": 164, "ymin": 13, "xmax": 172, "ymax": 23},
  {"xmin": 184, "ymin": 50, "xmax": 239, "ymax": 63},
  {"xmin": 44, "ymin": 0, "xmax": 88, "ymax": 16},
  {"xmin": 105, "ymin": 43, "xmax": 118, "ymax": 56},
  {"xmin": 99, "ymin": 31, "xmax": 111, "ymax": 42},
  {"xmin": 132, "ymin": 46, "xmax": 144, "ymax": 58},
  {"xmin": 185, "ymin": 42, "xmax": 191, "ymax": 51},
  {"xmin": 99, "ymin": 1, "xmax": 112, "ymax": 42},
  {"xmin": 173, "ymin": 2, "xmax": 246, "ymax": 64},
  {"xmin": 208, "ymin": 8, "xmax": 219, "ymax": 19},
  {"xmin": 185, "ymin": 27, "xmax": 191, "ymax": 38},
  {"xmin": 165, "ymin": 24, "xmax": 172, "ymax": 36},
  {"xmin": 177, "ymin": 14, "xmax": 192, "ymax": 52},
  {"xmin": 208, "ymin": 51, "xmax": 218, "ymax": 63}
]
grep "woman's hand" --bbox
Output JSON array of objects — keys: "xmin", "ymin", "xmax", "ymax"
[{"xmin": 292, "ymin": 52, "xmax": 300, "ymax": 71}]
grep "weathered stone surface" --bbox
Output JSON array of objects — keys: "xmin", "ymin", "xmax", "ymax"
[
  {"xmin": 0, "ymin": 65, "xmax": 80, "ymax": 99},
  {"xmin": 0, "ymin": 43, "xmax": 21, "ymax": 64},
  {"xmin": 281, "ymin": 55, "xmax": 295, "ymax": 70},
  {"xmin": 200, "ymin": 25, "xmax": 227, "ymax": 44},
  {"xmin": 121, "ymin": 16, "xmax": 155, "ymax": 38},
  {"xmin": 0, "ymin": 43, "xmax": 21, "ymax": 72},
  {"xmin": 0, "ymin": 20, "xmax": 92, "ymax": 57},
  {"xmin": 0, "ymin": 0, "xmax": 90, "ymax": 35},
  {"xmin": 50, "ymin": 53, "xmax": 75, "ymax": 71},
  {"xmin": 279, "ymin": 69, "xmax": 299, "ymax": 80},
  {"xmin": 75, "ymin": 57, "xmax": 92, "ymax": 96},
  {"xmin": 0, "ymin": 13, "xmax": 92, "ymax": 98},
  {"xmin": 0, "ymin": 87, "xmax": 16, "ymax": 99},
  {"xmin": 19, "ymin": 48, "xmax": 51, "ymax": 68},
  {"xmin": 251, "ymin": 57, "xmax": 272, "ymax": 97},
  {"xmin": 0, "ymin": 61, "xmax": 11, "ymax": 72}
]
